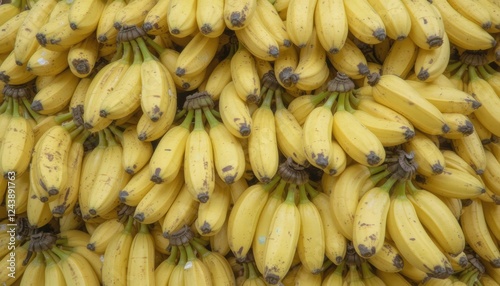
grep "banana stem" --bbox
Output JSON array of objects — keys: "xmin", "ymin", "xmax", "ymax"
[
  {"xmin": 286, "ymin": 184, "xmax": 297, "ymax": 204},
  {"xmin": 124, "ymin": 215, "xmax": 134, "ymax": 233},
  {"xmin": 280, "ymin": 90, "xmax": 295, "ymax": 106},
  {"xmin": 209, "ymin": 108, "xmax": 221, "ymax": 119},
  {"xmin": 323, "ymin": 92, "xmax": 339, "ymax": 110},
  {"xmin": 54, "ymin": 111, "xmax": 73, "ymax": 125},
  {"xmin": 144, "ymin": 36, "xmax": 166, "ymax": 55},
  {"xmin": 368, "ymin": 164, "xmax": 387, "ymax": 175},
  {"xmin": 392, "ymin": 179, "xmax": 407, "ymax": 198},
  {"xmin": 360, "ymin": 260, "xmax": 375, "ymax": 279},
  {"xmin": 0, "ymin": 98, "xmax": 9, "ymax": 113},
  {"xmin": 184, "ymin": 243, "xmax": 197, "ymax": 262},
  {"xmin": 192, "ymin": 236, "xmax": 210, "ymax": 247},
  {"xmin": 103, "ymin": 127, "xmax": 118, "ymax": 146},
  {"xmin": 275, "ymin": 88, "xmax": 285, "ymax": 110},
  {"xmin": 107, "ymin": 125, "xmax": 124, "ymax": 143},
  {"xmin": 62, "ymin": 120, "xmax": 77, "ymax": 133},
  {"xmin": 20, "ymin": 96, "xmax": 44, "ymax": 123},
  {"xmin": 368, "ymin": 169, "xmax": 391, "ymax": 186},
  {"xmin": 270, "ymin": 179, "xmax": 287, "ymax": 200},
  {"xmin": 111, "ymin": 42, "xmax": 125, "ymax": 62},
  {"xmin": 12, "ymin": 0, "xmax": 23, "ymax": 8},
  {"xmin": 333, "ymin": 260, "xmax": 345, "ymax": 276},
  {"xmin": 349, "ymin": 264, "xmax": 362, "ymax": 283},
  {"xmin": 305, "ymin": 182, "xmax": 319, "ymax": 199},
  {"xmin": 2, "ymin": 97, "xmax": 13, "ymax": 116},
  {"xmin": 311, "ymin": 91, "xmax": 332, "ymax": 107},
  {"xmin": 263, "ymin": 175, "xmax": 282, "ymax": 192},
  {"xmin": 343, "ymin": 92, "xmax": 356, "ymax": 113},
  {"xmin": 189, "ymin": 239, "xmax": 210, "ymax": 257},
  {"xmin": 194, "ymin": 108, "xmax": 204, "ymax": 131},
  {"xmin": 380, "ymin": 175, "xmax": 398, "ymax": 194},
  {"xmin": 180, "ymin": 109, "xmax": 194, "ymax": 129},
  {"xmin": 50, "ymin": 246, "xmax": 69, "ymax": 261},
  {"xmin": 120, "ymin": 41, "xmax": 132, "ymax": 64},
  {"xmin": 139, "ymin": 222, "xmax": 149, "ymax": 234},
  {"xmin": 97, "ymin": 130, "xmax": 108, "ymax": 148},
  {"xmin": 130, "ymin": 39, "xmax": 143, "ymax": 64},
  {"xmin": 177, "ymin": 245, "xmax": 187, "ymax": 266},
  {"xmin": 247, "ymin": 262, "xmax": 258, "ymax": 279},
  {"xmin": 483, "ymin": 64, "xmax": 498, "ymax": 75},
  {"xmin": 477, "ymin": 65, "xmax": 493, "ymax": 80},
  {"xmin": 445, "ymin": 61, "xmax": 464, "ymax": 74},
  {"xmin": 451, "ymin": 63, "xmax": 468, "ymax": 81},
  {"xmin": 166, "ymin": 245, "xmax": 179, "ymax": 264},
  {"xmin": 135, "ymin": 37, "xmax": 153, "ymax": 62},
  {"xmin": 405, "ymin": 180, "xmax": 420, "ymax": 195},
  {"xmin": 298, "ymin": 184, "xmax": 309, "ymax": 204},
  {"xmin": 202, "ymin": 107, "xmax": 220, "ymax": 129},
  {"xmin": 335, "ymin": 92, "xmax": 346, "ymax": 112},
  {"xmin": 42, "ymin": 250, "xmax": 58, "ymax": 265},
  {"xmin": 174, "ymin": 108, "xmax": 188, "ymax": 122},
  {"xmin": 468, "ymin": 66, "xmax": 480, "ymax": 82},
  {"xmin": 69, "ymin": 125, "xmax": 84, "ymax": 140},
  {"xmin": 261, "ymin": 87, "xmax": 274, "ymax": 109},
  {"xmin": 242, "ymin": 261, "xmax": 250, "ymax": 279},
  {"xmin": 349, "ymin": 92, "xmax": 361, "ymax": 108},
  {"xmin": 320, "ymin": 259, "xmax": 333, "ymax": 272},
  {"xmin": 11, "ymin": 98, "xmax": 20, "ymax": 118}
]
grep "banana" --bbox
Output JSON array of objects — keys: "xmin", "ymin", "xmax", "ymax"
[
  {"xmin": 447, "ymin": 0, "xmax": 492, "ymax": 30},
  {"xmin": 333, "ymin": 92, "xmax": 386, "ymax": 166},
  {"xmin": 42, "ymin": 250, "xmax": 66, "ymax": 286},
  {"xmin": 102, "ymin": 216, "xmax": 135, "ymax": 286},
  {"xmin": 344, "ymin": 0, "xmax": 386, "ymax": 44},
  {"xmin": 468, "ymin": 66, "xmax": 500, "ymax": 137},
  {"xmin": 142, "ymin": 0, "xmax": 170, "ymax": 35},
  {"xmin": 413, "ymin": 31, "xmax": 450, "ymax": 82},
  {"xmin": 371, "ymin": 74, "xmax": 449, "ymax": 135},
  {"xmin": 375, "ymin": 269, "xmax": 413, "ymax": 286},
  {"xmin": 302, "ymin": 93, "xmax": 336, "ymax": 169},
  {"xmin": 26, "ymin": 45, "xmax": 69, "ymax": 76},
  {"xmin": 402, "ymin": 0, "xmax": 444, "ymax": 50},
  {"xmin": 326, "ymin": 38, "xmax": 369, "ymax": 79},
  {"xmin": 68, "ymin": 0, "xmax": 105, "ymax": 31},
  {"xmin": 0, "ymin": 50, "xmax": 37, "ymax": 85},
  {"xmin": 127, "ymin": 223, "xmax": 155, "ymax": 286},
  {"xmin": 440, "ymin": 113, "xmax": 474, "ymax": 139},
  {"xmin": 353, "ymin": 177, "xmax": 398, "ymax": 258},
  {"xmin": 154, "ymin": 245, "xmax": 178, "ymax": 285},
  {"xmin": 255, "ymin": 0, "xmax": 291, "ymax": 48},
  {"xmin": 58, "ymin": 208, "xmax": 84, "ymax": 231},
  {"xmin": 0, "ymin": 99, "xmax": 34, "ymax": 178},
  {"xmin": 210, "ymin": 212, "xmax": 231, "ymax": 256},
  {"xmin": 191, "ymin": 240, "xmax": 237, "ymax": 286},
  {"xmin": 0, "ymin": 10, "xmax": 29, "ymax": 54},
  {"xmin": 350, "ymin": 93, "xmax": 412, "ymax": 126},
  {"xmin": 387, "ymin": 180, "xmax": 453, "ymax": 278},
  {"xmin": 161, "ymin": 182, "xmax": 199, "ymax": 237},
  {"xmin": 483, "ymin": 202, "xmax": 500, "ymax": 242},
  {"xmin": 65, "ymin": 245, "xmax": 103, "ymax": 282},
  {"xmin": 451, "ymin": 129, "xmax": 487, "ymax": 174},
  {"xmin": 273, "ymin": 45, "xmax": 298, "ymax": 89},
  {"xmin": 406, "ymin": 181, "xmax": 465, "ymax": 256},
  {"xmin": 285, "ymin": 0, "xmax": 317, "ymax": 48},
  {"xmin": 166, "ymin": 0, "xmax": 197, "ymax": 38},
  {"xmin": 168, "ymin": 245, "xmax": 187, "ymax": 285},
  {"xmin": 296, "ymin": 185, "xmax": 325, "ymax": 274},
  {"xmin": 460, "ymin": 199, "xmax": 500, "ymax": 267},
  {"xmin": 0, "ymin": 242, "xmax": 32, "ymax": 286},
  {"xmin": 87, "ymin": 218, "xmax": 125, "ymax": 254},
  {"xmin": 14, "ymin": 0, "xmax": 57, "ymax": 65},
  {"xmin": 113, "ymin": 0, "xmax": 157, "ymax": 31},
  {"xmin": 231, "ymin": 44, "xmax": 261, "ymax": 104},
  {"xmin": 175, "ymin": 32, "xmax": 219, "ymax": 77},
  {"xmin": 219, "ymin": 81, "xmax": 253, "ymax": 138},
  {"xmin": 96, "ymin": 0, "xmax": 126, "ymax": 44},
  {"xmin": 380, "ymin": 37, "xmax": 418, "ymax": 78},
  {"xmin": 133, "ymin": 172, "xmax": 184, "ymax": 224},
  {"xmin": 314, "ymin": 0, "xmax": 348, "ymax": 54},
  {"xmin": 470, "ymin": 113, "xmax": 493, "ymax": 145},
  {"xmin": 307, "ymin": 184, "xmax": 347, "ymax": 265},
  {"xmin": 223, "ymin": 0, "xmax": 257, "ymax": 30},
  {"xmin": 20, "ymin": 252, "xmax": 46, "ymax": 286},
  {"xmin": 194, "ymin": 0, "xmax": 225, "ymax": 37},
  {"xmin": 203, "ymin": 54, "xmax": 233, "ymax": 100},
  {"xmin": 483, "ymin": 148, "xmax": 500, "ymax": 197},
  {"xmin": 31, "ymin": 68, "xmax": 80, "ymax": 115},
  {"xmin": 414, "ymin": 167, "xmax": 485, "ymax": 199},
  {"xmin": 180, "ymin": 243, "xmax": 213, "ymax": 286},
  {"xmin": 195, "ymin": 178, "xmax": 231, "ymax": 236},
  {"xmin": 291, "ymin": 29, "xmax": 329, "ymax": 91},
  {"xmin": 367, "ymin": 239, "xmax": 405, "ymax": 273},
  {"xmin": 51, "ymin": 246, "xmax": 100, "ymax": 286},
  {"xmin": 367, "ymin": 0, "xmax": 412, "ymax": 41},
  {"xmin": 405, "ymin": 80, "xmax": 481, "ymax": 115},
  {"xmin": 0, "ymin": 0, "xmax": 22, "ymax": 26},
  {"xmin": 262, "ymin": 184, "xmax": 300, "ymax": 285},
  {"xmin": 67, "ymin": 34, "xmax": 99, "ymax": 78},
  {"xmin": 480, "ymin": 274, "xmax": 500, "ymax": 286},
  {"xmin": 135, "ymin": 90, "xmax": 177, "ymax": 142},
  {"xmin": 112, "ymin": 126, "xmax": 150, "ymax": 175},
  {"xmin": 99, "ymin": 40, "xmax": 142, "ymax": 121},
  {"xmin": 118, "ymin": 164, "xmax": 155, "ymax": 206},
  {"xmin": 227, "ymin": 176, "xmax": 280, "ymax": 261}
]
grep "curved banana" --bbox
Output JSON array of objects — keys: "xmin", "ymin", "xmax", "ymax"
[
  {"xmin": 175, "ymin": 32, "xmax": 219, "ymax": 77},
  {"xmin": 223, "ymin": 0, "xmax": 257, "ymax": 30},
  {"xmin": 468, "ymin": 66, "xmax": 500, "ymax": 137},
  {"xmin": 285, "ymin": 0, "xmax": 317, "ymax": 47},
  {"xmin": 87, "ymin": 218, "xmax": 125, "ymax": 254},
  {"xmin": 413, "ymin": 31, "xmax": 451, "ymax": 82},
  {"xmin": 195, "ymin": 0, "xmax": 225, "ymax": 37},
  {"xmin": 451, "ymin": 128, "xmax": 487, "ymax": 174},
  {"xmin": 367, "ymin": 0, "xmax": 411, "ymax": 41},
  {"xmin": 256, "ymin": 0, "xmax": 291, "ymax": 48},
  {"xmin": 402, "ymin": 0, "xmax": 444, "ymax": 50},
  {"xmin": 195, "ymin": 178, "xmax": 231, "ymax": 236},
  {"xmin": 161, "ymin": 182, "xmax": 199, "ymax": 237},
  {"xmin": 182, "ymin": 243, "xmax": 213, "ymax": 286},
  {"xmin": 414, "ymin": 167, "xmax": 485, "ymax": 199},
  {"xmin": 231, "ymin": 44, "xmax": 261, "ymax": 104},
  {"xmin": 51, "ymin": 246, "xmax": 100, "ymax": 286},
  {"xmin": 118, "ymin": 165, "xmax": 155, "ymax": 206},
  {"xmin": 127, "ymin": 223, "xmax": 155, "ymax": 286},
  {"xmin": 96, "ymin": 0, "xmax": 126, "ymax": 44},
  {"xmin": 31, "ymin": 68, "xmax": 80, "ymax": 115},
  {"xmin": 344, "ymin": 0, "xmax": 387, "ymax": 44},
  {"xmin": 326, "ymin": 38, "xmax": 369, "ymax": 79},
  {"xmin": 314, "ymin": 0, "xmax": 348, "ymax": 54},
  {"xmin": 142, "ymin": 0, "xmax": 171, "ymax": 36},
  {"xmin": 0, "ymin": 10, "xmax": 29, "ymax": 54},
  {"xmin": 166, "ymin": 0, "xmax": 198, "ymax": 37},
  {"xmin": 219, "ymin": 81, "xmax": 253, "ymax": 138},
  {"xmin": 113, "ymin": 0, "xmax": 157, "ymax": 31},
  {"xmin": 367, "ymin": 239, "xmax": 405, "ymax": 273},
  {"xmin": 67, "ymin": 0, "xmax": 105, "ymax": 31},
  {"xmin": 381, "ymin": 37, "xmax": 419, "ymax": 79}
]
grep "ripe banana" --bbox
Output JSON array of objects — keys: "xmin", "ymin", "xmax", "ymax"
[
  {"xmin": 413, "ymin": 31, "xmax": 451, "ymax": 82},
  {"xmin": 0, "ymin": 10, "xmax": 29, "ymax": 54},
  {"xmin": 219, "ymin": 81, "xmax": 253, "ymax": 138},
  {"xmin": 402, "ymin": 0, "xmax": 444, "ymax": 50},
  {"xmin": 195, "ymin": 177, "xmax": 231, "ymax": 236},
  {"xmin": 161, "ymin": 182, "xmax": 200, "ymax": 237},
  {"xmin": 326, "ymin": 38, "xmax": 369, "ymax": 79},
  {"xmin": 67, "ymin": 34, "xmax": 99, "ymax": 78},
  {"xmin": 381, "ymin": 37, "xmax": 419, "ymax": 79},
  {"xmin": 231, "ymin": 44, "xmax": 261, "ymax": 104},
  {"xmin": 127, "ymin": 223, "xmax": 155, "ymax": 286},
  {"xmin": 344, "ymin": 0, "xmax": 387, "ymax": 44},
  {"xmin": 118, "ymin": 165, "xmax": 155, "ymax": 206},
  {"xmin": 51, "ymin": 246, "xmax": 100, "ymax": 286},
  {"xmin": 113, "ymin": 0, "xmax": 157, "ymax": 30},
  {"xmin": 31, "ymin": 68, "xmax": 80, "ymax": 115},
  {"xmin": 175, "ymin": 32, "xmax": 219, "ymax": 77},
  {"xmin": 223, "ymin": 0, "xmax": 257, "ymax": 30},
  {"xmin": 96, "ymin": 0, "xmax": 126, "ymax": 44},
  {"xmin": 414, "ymin": 167, "xmax": 485, "ymax": 199},
  {"xmin": 196, "ymin": 0, "xmax": 225, "ymax": 38},
  {"xmin": 166, "ymin": 0, "xmax": 198, "ymax": 37},
  {"xmin": 285, "ymin": 0, "xmax": 317, "ymax": 47},
  {"xmin": 468, "ymin": 66, "xmax": 500, "ymax": 137},
  {"xmin": 87, "ymin": 218, "xmax": 125, "ymax": 254},
  {"xmin": 451, "ymin": 128, "xmax": 487, "ymax": 175},
  {"xmin": 314, "ymin": 0, "xmax": 348, "ymax": 54},
  {"xmin": 142, "ymin": 0, "xmax": 171, "ymax": 36}
]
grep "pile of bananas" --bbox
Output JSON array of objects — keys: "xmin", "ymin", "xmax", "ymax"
[{"xmin": 2, "ymin": 0, "xmax": 500, "ymax": 285}]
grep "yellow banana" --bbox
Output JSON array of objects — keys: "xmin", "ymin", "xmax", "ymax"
[
  {"xmin": 468, "ymin": 66, "xmax": 500, "ymax": 137},
  {"xmin": 0, "ymin": 0, "xmax": 22, "ymax": 26},
  {"xmin": 440, "ymin": 113, "xmax": 474, "ymax": 139},
  {"xmin": 483, "ymin": 202, "xmax": 500, "ymax": 242},
  {"xmin": 451, "ymin": 129, "xmax": 487, "ymax": 174},
  {"xmin": 26, "ymin": 45, "xmax": 69, "ymax": 76},
  {"xmin": 367, "ymin": 239, "xmax": 405, "ymax": 273},
  {"xmin": 274, "ymin": 44, "xmax": 298, "ymax": 88},
  {"xmin": 375, "ymin": 269, "xmax": 413, "ymax": 286},
  {"xmin": 168, "ymin": 245, "xmax": 187, "ymax": 285},
  {"xmin": 326, "ymin": 38, "xmax": 369, "ymax": 79},
  {"xmin": 344, "ymin": 0, "xmax": 387, "ymax": 44},
  {"xmin": 381, "ymin": 37, "xmax": 419, "ymax": 79},
  {"xmin": 314, "ymin": 0, "xmax": 348, "ymax": 54},
  {"xmin": 154, "ymin": 245, "xmax": 178, "ymax": 285},
  {"xmin": 223, "ymin": 0, "xmax": 257, "ymax": 30},
  {"xmin": 191, "ymin": 240, "xmax": 237, "ymax": 286},
  {"xmin": 19, "ymin": 252, "xmax": 46, "ymax": 286},
  {"xmin": 86, "ymin": 218, "xmax": 125, "ymax": 254},
  {"xmin": 113, "ymin": 0, "xmax": 157, "ymax": 30},
  {"xmin": 367, "ymin": 0, "xmax": 411, "ymax": 40},
  {"xmin": 67, "ymin": 34, "xmax": 99, "ymax": 78},
  {"xmin": 285, "ymin": 0, "xmax": 317, "ymax": 47},
  {"xmin": 0, "ymin": 242, "xmax": 32, "ymax": 286},
  {"xmin": 42, "ymin": 250, "xmax": 66, "ymax": 286},
  {"xmin": 114, "ymin": 126, "xmax": 151, "ymax": 175},
  {"xmin": 166, "ymin": 0, "xmax": 198, "ymax": 38},
  {"xmin": 0, "ymin": 10, "xmax": 29, "ymax": 54},
  {"xmin": 96, "ymin": 0, "xmax": 126, "ymax": 44},
  {"xmin": 209, "ymin": 213, "xmax": 231, "ymax": 256},
  {"xmin": 402, "ymin": 0, "xmax": 445, "ymax": 50},
  {"xmin": 175, "ymin": 32, "xmax": 219, "ymax": 77},
  {"xmin": 203, "ymin": 55, "xmax": 233, "ymax": 100},
  {"xmin": 195, "ymin": 178, "xmax": 231, "ymax": 236},
  {"xmin": 127, "ymin": 223, "xmax": 155, "ymax": 286},
  {"xmin": 135, "ymin": 89, "xmax": 177, "ymax": 142},
  {"xmin": 483, "ymin": 148, "xmax": 500, "ymax": 197},
  {"xmin": 231, "ymin": 44, "xmax": 261, "ymax": 104},
  {"xmin": 0, "ymin": 50, "xmax": 37, "ymax": 85},
  {"xmin": 256, "ymin": 0, "xmax": 291, "ymax": 48},
  {"xmin": 31, "ymin": 68, "xmax": 80, "ymax": 115},
  {"xmin": 142, "ymin": 0, "xmax": 171, "ymax": 35},
  {"xmin": 219, "ymin": 81, "xmax": 253, "ymax": 138},
  {"xmin": 51, "ymin": 246, "xmax": 100, "ymax": 286},
  {"xmin": 469, "ymin": 112, "xmax": 492, "ymax": 144},
  {"xmin": 195, "ymin": 0, "xmax": 225, "ymax": 38},
  {"xmin": 413, "ymin": 31, "xmax": 450, "ymax": 82},
  {"xmin": 414, "ymin": 167, "xmax": 485, "ymax": 199},
  {"xmin": 67, "ymin": 0, "xmax": 105, "ymax": 31},
  {"xmin": 161, "ymin": 182, "xmax": 200, "ymax": 237},
  {"xmin": 118, "ymin": 165, "xmax": 155, "ymax": 206}
]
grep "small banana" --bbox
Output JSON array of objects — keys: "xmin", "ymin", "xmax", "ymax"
[
  {"xmin": 366, "ymin": 0, "xmax": 412, "ymax": 41},
  {"xmin": 96, "ymin": 0, "xmax": 126, "ymax": 44},
  {"xmin": 87, "ymin": 218, "xmax": 125, "ymax": 254},
  {"xmin": 67, "ymin": 0, "xmax": 105, "ymax": 31},
  {"xmin": 326, "ymin": 38, "xmax": 369, "ymax": 79},
  {"xmin": 142, "ymin": 0, "xmax": 171, "ymax": 36},
  {"xmin": 219, "ymin": 81, "xmax": 253, "ymax": 138},
  {"xmin": 175, "ymin": 32, "xmax": 219, "ymax": 77},
  {"xmin": 113, "ymin": 0, "xmax": 157, "ymax": 30},
  {"xmin": 414, "ymin": 167, "xmax": 485, "ymax": 199},
  {"xmin": 223, "ymin": 0, "xmax": 257, "ymax": 30},
  {"xmin": 381, "ymin": 37, "xmax": 419, "ymax": 79},
  {"xmin": 468, "ymin": 66, "xmax": 500, "ymax": 137},
  {"xmin": 451, "ymin": 129, "xmax": 487, "ymax": 174},
  {"xmin": 67, "ymin": 34, "xmax": 99, "ymax": 78},
  {"xmin": 0, "ymin": 10, "xmax": 29, "ymax": 54},
  {"xmin": 51, "ymin": 245, "xmax": 100, "ymax": 286},
  {"xmin": 413, "ymin": 31, "xmax": 451, "ymax": 82},
  {"xmin": 255, "ymin": 0, "xmax": 291, "ymax": 48},
  {"xmin": 314, "ymin": 0, "xmax": 348, "ymax": 54},
  {"xmin": 118, "ymin": 165, "xmax": 155, "ymax": 206},
  {"xmin": 231, "ymin": 44, "xmax": 261, "ymax": 104}
]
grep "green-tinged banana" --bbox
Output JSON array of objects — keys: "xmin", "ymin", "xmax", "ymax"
[
  {"xmin": 0, "ymin": 50, "xmax": 37, "ymax": 85},
  {"xmin": 326, "ymin": 38, "xmax": 369, "ymax": 79},
  {"xmin": 231, "ymin": 45, "xmax": 261, "ymax": 103},
  {"xmin": 402, "ymin": 0, "xmax": 444, "ymax": 50},
  {"xmin": 353, "ymin": 177, "xmax": 398, "ymax": 258},
  {"xmin": 99, "ymin": 41, "xmax": 142, "ymax": 121},
  {"xmin": 0, "ymin": 10, "xmax": 29, "ymax": 54},
  {"xmin": 31, "ymin": 68, "xmax": 80, "ymax": 115},
  {"xmin": 234, "ymin": 10, "xmax": 279, "ymax": 61},
  {"xmin": 285, "ymin": 0, "xmax": 317, "ymax": 47},
  {"xmin": 468, "ymin": 67, "xmax": 500, "ymax": 137},
  {"xmin": 195, "ymin": 0, "xmax": 224, "ymax": 37},
  {"xmin": 183, "ymin": 244, "xmax": 214, "ymax": 286},
  {"xmin": 248, "ymin": 91, "xmax": 279, "ymax": 183},
  {"xmin": 387, "ymin": 180, "xmax": 453, "ymax": 278},
  {"xmin": 440, "ymin": 113, "xmax": 474, "ymax": 139},
  {"xmin": 461, "ymin": 199, "xmax": 500, "ymax": 267},
  {"xmin": 42, "ymin": 250, "xmax": 66, "ymax": 286},
  {"xmin": 67, "ymin": 34, "xmax": 99, "ymax": 78},
  {"xmin": 413, "ymin": 31, "xmax": 450, "ymax": 82},
  {"xmin": 307, "ymin": 184, "xmax": 347, "ymax": 265},
  {"xmin": 371, "ymin": 74, "xmax": 449, "ymax": 135},
  {"xmin": 96, "ymin": 0, "xmax": 126, "ymax": 44},
  {"xmin": 432, "ymin": 0, "xmax": 496, "ymax": 50},
  {"xmin": 314, "ymin": 0, "xmax": 348, "ymax": 54},
  {"xmin": 227, "ymin": 176, "xmax": 281, "ymax": 261},
  {"xmin": 51, "ymin": 246, "xmax": 100, "ymax": 286},
  {"xmin": 86, "ymin": 218, "xmax": 124, "ymax": 254},
  {"xmin": 414, "ymin": 167, "xmax": 485, "ymax": 199},
  {"xmin": 219, "ymin": 81, "xmax": 253, "ymax": 138},
  {"xmin": 118, "ymin": 165, "xmax": 155, "ymax": 206},
  {"xmin": 405, "ymin": 80, "xmax": 481, "ymax": 115},
  {"xmin": 67, "ymin": 0, "xmax": 105, "ymax": 31},
  {"xmin": 127, "ymin": 223, "xmax": 155, "ymax": 286},
  {"xmin": 256, "ymin": 0, "xmax": 291, "ymax": 48},
  {"xmin": 367, "ymin": 0, "xmax": 411, "ymax": 40},
  {"xmin": 14, "ymin": 0, "xmax": 58, "ymax": 65},
  {"xmin": 184, "ymin": 108, "xmax": 215, "ymax": 202},
  {"xmin": 302, "ymin": 93, "xmax": 336, "ymax": 169},
  {"xmin": 333, "ymin": 92, "xmax": 386, "ymax": 166},
  {"xmin": 166, "ymin": 0, "xmax": 197, "ymax": 37},
  {"xmin": 296, "ymin": 185, "xmax": 325, "ymax": 274},
  {"xmin": 161, "ymin": 182, "xmax": 200, "ymax": 237},
  {"xmin": 322, "ymin": 262, "xmax": 345, "ymax": 285},
  {"xmin": 291, "ymin": 28, "xmax": 329, "ymax": 91},
  {"xmin": 223, "ymin": 0, "xmax": 257, "ymax": 30},
  {"xmin": 134, "ymin": 172, "xmax": 184, "ymax": 224},
  {"xmin": 168, "ymin": 245, "xmax": 187, "ymax": 285},
  {"xmin": 451, "ymin": 129, "xmax": 487, "ymax": 174},
  {"xmin": 344, "ymin": 0, "xmax": 387, "ymax": 44},
  {"xmin": 175, "ymin": 32, "xmax": 219, "ymax": 77},
  {"xmin": 154, "ymin": 245, "xmax": 178, "ymax": 285},
  {"xmin": 262, "ymin": 184, "xmax": 300, "ymax": 285},
  {"xmin": 406, "ymin": 181, "xmax": 465, "ymax": 256},
  {"xmin": 381, "ymin": 37, "xmax": 419, "ymax": 78},
  {"xmin": 0, "ymin": 0, "xmax": 22, "ymax": 26},
  {"xmin": 0, "ymin": 99, "xmax": 34, "ymax": 178},
  {"xmin": 113, "ymin": 0, "xmax": 157, "ymax": 30},
  {"xmin": 102, "ymin": 216, "xmax": 135, "ymax": 286}
]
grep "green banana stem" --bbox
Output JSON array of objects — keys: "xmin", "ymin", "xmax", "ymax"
[
  {"xmin": 144, "ymin": 36, "xmax": 166, "ymax": 55},
  {"xmin": 103, "ymin": 127, "xmax": 118, "ymax": 146},
  {"xmin": 184, "ymin": 243, "xmax": 197, "ymax": 262},
  {"xmin": 107, "ymin": 125, "xmax": 124, "ymax": 143},
  {"xmin": 469, "ymin": 66, "xmax": 480, "ymax": 82},
  {"xmin": 323, "ymin": 92, "xmax": 339, "ymax": 110},
  {"xmin": 193, "ymin": 108, "xmax": 204, "ymax": 131},
  {"xmin": 68, "ymin": 125, "xmax": 84, "ymax": 140},
  {"xmin": 335, "ymin": 92, "xmax": 346, "ymax": 112},
  {"xmin": 450, "ymin": 63, "xmax": 468, "ymax": 81},
  {"xmin": 298, "ymin": 184, "xmax": 309, "ymax": 204},
  {"xmin": 177, "ymin": 245, "xmax": 187, "ymax": 266},
  {"xmin": 135, "ymin": 37, "xmax": 153, "ymax": 62},
  {"xmin": 97, "ymin": 130, "xmax": 108, "ymax": 148},
  {"xmin": 189, "ymin": 239, "xmax": 210, "ymax": 258},
  {"xmin": 111, "ymin": 42, "xmax": 125, "ymax": 62},
  {"xmin": 139, "ymin": 222, "xmax": 149, "ymax": 234},
  {"xmin": 11, "ymin": 98, "xmax": 20, "ymax": 118},
  {"xmin": 368, "ymin": 164, "xmax": 388, "ymax": 175},
  {"xmin": 130, "ymin": 39, "xmax": 143, "ymax": 64},
  {"xmin": 445, "ymin": 61, "xmax": 464, "ymax": 74},
  {"xmin": 202, "ymin": 107, "xmax": 220, "ymax": 129},
  {"xmin": 1, "ymin": 97, "xmax": 13, "ymax": 116},
  {"xmin": 20, "ymin": 96, "xmax": 44, "ymax": 123},
  {"xmin": 209, "ymin": 108, "xmax": 221, "ymax": 119},
  {"xmin": 274, "ymin": 88, "xmax": 286, "ymax": 110},
  {"xmin": 263, "ymin": 175, "xmax": 282, "ymax": 192},
  {"xmin": 343, "ymin": 92, "xmax": 356, "ymax": 113},
  {"xmin": 261, "ymin": 87, "xmax": 274, "ymax": 109},
  {"xmin": 380, "ymin": 175, "xmax": 398, "ymax": 194},
  {"xmin": 247, "ymin": 262, "xmax": 259, "ymax": 279},
  {"xmin": 286, "ymin": 184, "xmax": 297, "ymax": 204},
  {"xmin": 310, "ymin": 91, "xmax": 331, "ymax": 107},
  {"xmin": 54, "ymin": 111, "xmax": 73, "ymax": 125},
  {"xmin": 483, "ymin": 64, "xmax": 499, "ymax": 76},
  {"xmin": 166, "ymin": 245, "xmax": 179, "ymax": 264}
]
